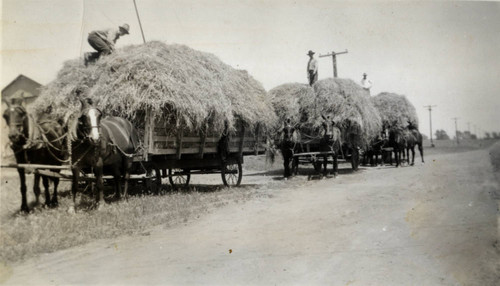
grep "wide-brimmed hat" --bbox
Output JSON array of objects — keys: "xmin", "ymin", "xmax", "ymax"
[
  {"xmin": 119, "ymin": 24, "xmax": 130, "ymax": 34},
  {"xmin": 363, "ymin": 73, "xmax": 367, "ymax": 76},
  {"xmin": 307, "ymin": 50, "xmax": 315, "ymax": 56}
]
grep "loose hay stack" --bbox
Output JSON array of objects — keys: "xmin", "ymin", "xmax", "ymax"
[
  {"xmin": 371, "ymin": 92, "xmax": 418, "ymax": 129},
  {"xmin": 31, "ymin": 41, "xmax": 276, "ymax": 134},
  {"xmin": 269, "ymin": 78, "xmax": 382, "ymax": 147},
  {"xmin": 310, "ymin": 78, "xmax": 382, "ymax": 147},
  {"xmin": 268, "ymin": 83, "xmax": 315, "ymax": 126}
]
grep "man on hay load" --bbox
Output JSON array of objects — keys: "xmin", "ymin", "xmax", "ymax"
[
  {"xmin": 84, "ymin": 23, "xmax": 130, "ymax": 66},
  {"xmin": 307, "ymin": 50, "xmax": 318, "ymax": 86},
  {"xmin": 360, "ymin": 72, "xmax": 373, "ymax": 95}
]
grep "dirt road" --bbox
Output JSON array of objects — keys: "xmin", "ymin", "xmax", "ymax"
[{"xmin": 3, "ymin": 149, "xmax": 499, "ymax": 285}]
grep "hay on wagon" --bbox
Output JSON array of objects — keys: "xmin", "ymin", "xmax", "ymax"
[
  {"xmin": 311, "ymin": 78, "xmax": 381, "ymax": 147},
  {"xmin": 269, "ymin": 78, "xmax": 382, "ymax": 147},
  {"xmin": 371, "ymin": 92, "xmax": 418, "ymax": 129},
  {"xmin": 31, "ymin": 41, "xmax": 276, "ymax": 135},
  {"xmin": 268, "ymin": 83, "xmax": 314, "ymax": 127}
]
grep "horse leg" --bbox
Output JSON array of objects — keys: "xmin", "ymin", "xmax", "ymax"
[
  {"xmin": 333, "ymin": 153, "xmax": 338, "ymax": 177},
  {"xmin": 283, "ymin": 151, "xmax": 291, "ymax": 178},
  {"xmin": 419, "ymin": 143, "xmax": 424, "ymax": 163},
  {"xmin": 411, "ymin": 147, "xmax": 416, "ymax": 166},
  {"xmin": 18, "ymin": 168, "xmax": 29, "ymax": 213},
  {"xmin": 112, "ymin": 164, "xmax": 122, "ymax": 200},
  {"xmin": 69, "ymin": 168, "xmax": 79, "ymax": 213},
  {"xmin": 33, "ymin": 173, "xmax": 41, "ymax": 206},
  {"xmin": 122, "ymin": 158, "xmax": 133, "ymax": 201},
  {"xmin": 42, "ymin": 175, "xmax": 50, "ymax": 207},
  {"xmin": 94, "ymin": 158, "xmax": 105, "ymax": 208},
  {"xmin": 51, "ymin": 174, "xmax": 60, "ymax": 207},
  {"xmin": 323, "ymin": 154, "xmax": 328, "ymax": 176}
]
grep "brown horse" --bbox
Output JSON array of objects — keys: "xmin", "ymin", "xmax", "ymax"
[
  {"xmin": 317, "ymin": 116, "xmax": 341, "ymax": 176},
  {"xmin": 2, "ymin": 99, "xmax": 66, "ymax": 212},
  {"xmin": 363, "ymin": 133, "xmax": 388, "ymax": 167},
  {"xmin": 66, "ymin": 99, "xmax": 139, "ymax": 212},
  {"xmin": 405, "ymin": 127, "xmax": 424, "ymax": 165},
  {"xmin": 388, "ymin": 126, "xmax": 407, "ymax": 167},
  {"xmin": 279, "ymin": 118, "xmax": 300, "ymax": 178}
]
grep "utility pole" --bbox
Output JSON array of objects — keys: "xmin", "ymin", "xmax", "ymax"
[
  {"xmin": 319, "ymin": 49, "xmax": 348, "ymax": 78},
  {"xmin": 474, "ymin": 124, "xmax": 478, "ymax": 139},
  {"xmin": 424, "ymin": 105, "xmax": 437, "ymax": 147},
  {"xmin": 133, "ymin": 0, "xmax": 146, "ymax": 43},
  {"xmin": 452, "ymin": 117, "xmax": 460, "ymax": 145}
]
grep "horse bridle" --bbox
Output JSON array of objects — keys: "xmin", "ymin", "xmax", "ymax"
[{"xmin": 78, "ymin": 107, "xmax": 102, "ymax": 144}]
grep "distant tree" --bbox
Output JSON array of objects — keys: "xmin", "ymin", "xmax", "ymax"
[
  {"xmin": 485, "ymin": 132, "xmax": 491, "ymax": 139},
  {"xmin": 471, "ymin": 134, "xmax": 477, "ymax": 140},
  {"xmin": 493, "ymin": 132, "xmax": 499, "ymax": 139},
  {"xmin": 435, "ymin": 129, "xmax": 450, "ymax": 140},
  {"xmin": 456, "ymin": 131, "xmax": 463, "ymax": 140}
]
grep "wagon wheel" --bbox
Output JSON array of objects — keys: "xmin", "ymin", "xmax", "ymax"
[
  {"xmin": 351, "ymin": 148, "xmax": 360, "ymax": 171},
  {"xmin": 168, "ymin": 168, "xmax": 191, "ymax": 187},
  {"xmin": 221, "ymin": 161, "xmax": 242, "ymax": 187},
  {"xmin": 144, "ymin": 166, "xmax": 162, "ymax": 194}
]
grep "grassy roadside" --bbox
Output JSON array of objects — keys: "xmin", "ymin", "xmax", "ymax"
[{"xmin": 0, "ymin": 156, "xmax": 286, "ymax": 264}]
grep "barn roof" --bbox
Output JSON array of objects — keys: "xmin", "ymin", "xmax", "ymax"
[{"xmin": 1, "ymin": 74, "xmax": 42, "ymax": 103}]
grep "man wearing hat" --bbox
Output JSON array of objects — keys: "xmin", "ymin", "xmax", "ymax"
[
  {"xmin": 307, "ymin": 50, "xmax": 318, "ymax": 86},
  {"xmin": 361, "ymin": 73, "xmax": 373, "ymax": 94},
  {"xmin": 84, "ymin": 24, "xmax": 130, "ymax": 66}
]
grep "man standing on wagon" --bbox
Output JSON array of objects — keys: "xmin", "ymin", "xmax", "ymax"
[
  {"xmin": 84, "ymin": 24, "xmax": 130, "ymax": 66},
  {"xmin": 361, "ymin": 73, "xmax": 373, "ymax": 95},
  {"xmin": 307, "ymin": 50, "xmax": 318, "ymax": 86}
]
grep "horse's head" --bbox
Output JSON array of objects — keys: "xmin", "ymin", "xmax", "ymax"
[
  {"xmin": 3, "ymin": 98, "xmax": 29, "ymax": 146},
  {"xmin": 68, "ymin": 98, "xmax": 102, "ymax": 145},
  {"xmin": 282, "ymin": 118, "xmax": 296, "ymax": 142}
]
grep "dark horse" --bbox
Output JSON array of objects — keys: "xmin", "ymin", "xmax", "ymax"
[
  {"xmin": 279, "ymin": 118, "xmax": 300, "ymax": 178},
  {"xmin": 405, "ymin": 122, "xmax": 424, "ymax": 165},
  {"xmin": 66, "ymin": 99, "xmax": 139, "ymax": 212},
  {"xmin": 363, "ymin": 133, "xmax": 387, "ymax": 167},
  {"xmin": 3, "ymin": 98, "xmax": 65, "ymax": 212},
  {"xmin": 317, "ymin": 116, "xmax": 341, "ymax": 176},
  {"xmin": 388, "ymin": 126, "xmax": 407, "ymax": 167}
]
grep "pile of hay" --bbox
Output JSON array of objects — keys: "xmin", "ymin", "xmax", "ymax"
[
  {"xmin": 268, "ymin": 83, "xmax": 314, "ymax": 126},
  {"xmin": 310, "ymin": 78, "xmax": 382, "ymax": 146},
  {"xmin": 371, "ymin": 92, "xmax": 418, "ymax": 129},
  {"xmin": 269, "ymin": 78, "xmax": 382, "ymax": 147},
  {"xmin": 31, "ymin": 41, "xmax": 276, "ymax": 134}
]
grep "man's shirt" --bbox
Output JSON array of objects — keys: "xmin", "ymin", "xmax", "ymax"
[{"xmin": 308, "ymin": 58, "xmax": 318, "ymax": 73}]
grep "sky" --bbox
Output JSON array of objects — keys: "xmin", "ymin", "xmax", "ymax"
[{"xmin": 1, "ymin": 0, "xmax": 500, "ymax": 138}]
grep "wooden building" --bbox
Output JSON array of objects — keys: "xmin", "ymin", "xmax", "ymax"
[{"xmin": 1, "ymin": 74, "xmax": 42, "ymax": 106}]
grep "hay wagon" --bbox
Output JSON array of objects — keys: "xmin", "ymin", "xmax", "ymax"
[
  {"xmin": 287, "ymin": 131, "xmax": 336, "ymax": 177},
  {"xmin": 288, "ymin": 133, "xmax": 359, "ymax": 177},
  {"xmin": 135, "ymin": 109, "xmax": 267, "ymax": 190},
  {"xmin": 1, "ymin": 113, "xmax": 267, "ymax": 191}
]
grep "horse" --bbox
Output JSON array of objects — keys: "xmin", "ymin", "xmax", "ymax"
[
  {"xmin": 317, "ymin": 116, "xmax": 341, "ymax": 176},
  {"xmin": 388, "ymin": 126, "xmax": 407, "ymax": 167},
  {"xmin": 2, "ymin": 98, "xmax": 66, "ymax": 212},
  {"xmin": 66, "ymin": 99, "xmax": 139, "ymax": 212},
  {"xmin": 363, "ymin": 133, "xmax": 387, "ymax": 167},
  {"xmin": 279, "ymin": 118, "xmax": 300, "ymax": 178},
  {"xmin": 405, "ymin": 127, "xmax": 424, "ymax": 166}
]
